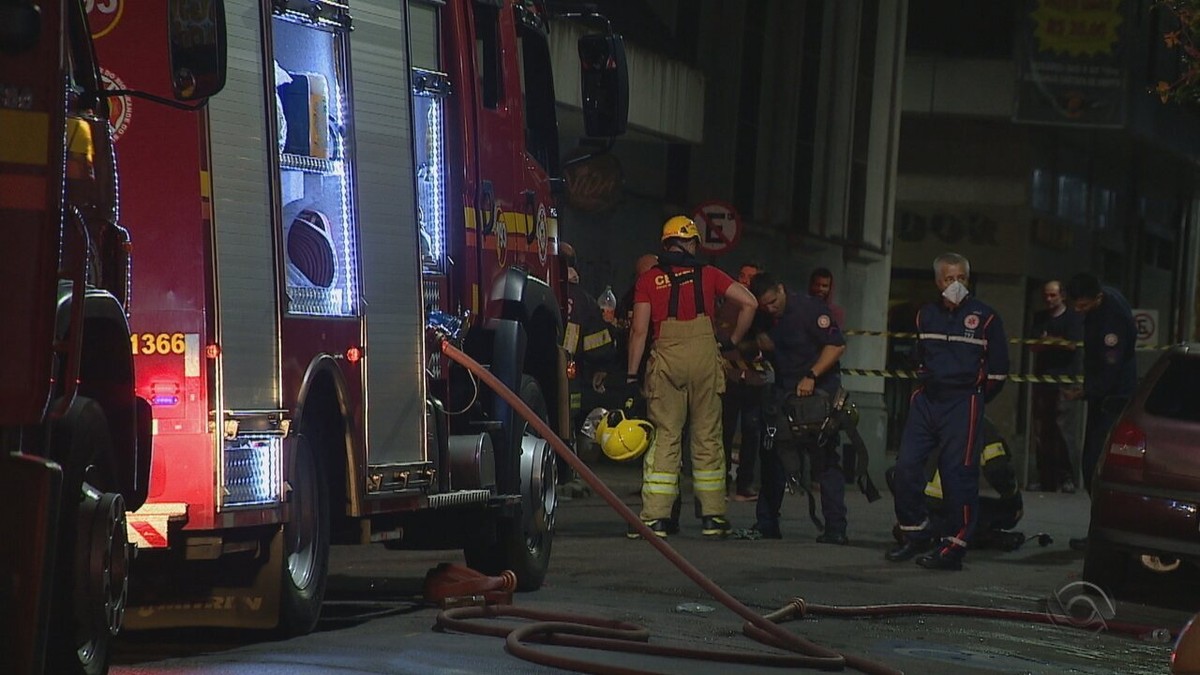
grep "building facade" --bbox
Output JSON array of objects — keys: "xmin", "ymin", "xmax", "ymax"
[{"xmin": 549, "ymin": 0, "xmax": 1200, "ymax": 485}]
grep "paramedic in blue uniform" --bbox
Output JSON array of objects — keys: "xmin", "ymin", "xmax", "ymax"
[
  {"xmin": 886, "ymin": 252, "xmax": 1009, "ymax": 571},
  {"xmin": 749, "ymin": 272, "xmax": 848, "ymax": 542}
]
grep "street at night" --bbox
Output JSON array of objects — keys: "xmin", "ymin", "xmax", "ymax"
[
  {"xmin": 111, "ymin": 460, "xmax": 1194, "ymax": 674},
  {"xmin": 9, "ymin": 1, "xmax": 1200, "ymax": 674}
]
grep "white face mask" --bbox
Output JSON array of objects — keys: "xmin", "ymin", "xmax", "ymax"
[{"xmin": 942, "ymin": 280, "xmax": 969, "ymax": 306}]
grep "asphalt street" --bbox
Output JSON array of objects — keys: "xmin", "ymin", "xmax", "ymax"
[{"xmin": 112, "ymin": 458, "xmax": 1196, "ymax": 674}]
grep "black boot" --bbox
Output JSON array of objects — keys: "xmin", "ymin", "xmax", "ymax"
[
  {"xmin": 816, "ymin": 531, "xmax": 849, "ymax": 545},
  {"xmin": 885, "ymin": 537, "xmax": 933, "ymax": 562},
  {"xmin": 742, "ymin": 522, "xmax": 782, "ymax": 539},
  {"xmin": 666, "ymin": 496, "xmax": 682, "ymax": 534},
  {"xmin": 916, "ymin": 546, "xmax": 964, "ymax": 571}
]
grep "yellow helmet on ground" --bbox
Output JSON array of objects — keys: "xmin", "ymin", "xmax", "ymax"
[
  {"xmin": 596, "ymin": 410, "xmax": 654, "ymax": 462},
  {"xmin": 661, "ymin": 215, "xmax": 699, "ymax": 242}
]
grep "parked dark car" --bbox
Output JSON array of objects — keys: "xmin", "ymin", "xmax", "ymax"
[{"xmin": 1084, "ymin": 344, "xmax": 1200, "ymax": 595}]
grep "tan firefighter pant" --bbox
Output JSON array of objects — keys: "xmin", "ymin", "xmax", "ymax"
[{"xmin": 640, "ymin": 317, "xmax": 728, "ymax": 521}]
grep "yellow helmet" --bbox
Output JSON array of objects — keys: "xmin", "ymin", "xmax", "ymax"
[
  {"xmin": 596, "ymin": 410, "xmax": 654, "ymax": 462},
  {"xmin": 661, "ymin": 215, "xmax": 699, "ymax": 242}
]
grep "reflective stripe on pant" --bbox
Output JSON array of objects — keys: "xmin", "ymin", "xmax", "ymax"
[
  {"xmin": 893, "ymin": 389, "xmax": 984, "ymax": 551},
  {"xmin": 640, "ymin": 317, "xmax": 727, "ymax": 520}
]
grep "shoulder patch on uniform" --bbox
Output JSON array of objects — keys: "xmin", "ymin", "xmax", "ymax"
[
  {"xmin": 1104, "ymin": 332, "xmax": 1118, "ymax": 347},
  {"xmin": 817, "ymin": 314, "xmax": 831, "ymax": 329},
  {"xmin": 964, "ymin": 314, "xmax": 980, "ymax": 329}
]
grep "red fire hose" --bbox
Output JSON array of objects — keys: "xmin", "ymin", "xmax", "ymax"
[
  {"xmin": 436, "ymin": 341, "xmax": 1179, "ymax": 674},
  {"xmin": 765, "ymin": 597, "xmax": 1175, "ymax": 640}
]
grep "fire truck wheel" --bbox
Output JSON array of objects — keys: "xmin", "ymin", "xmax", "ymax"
[
  {"xmin": 464, "ymin": 375, "xmax": 556, "ymax": 591},
  {"xmin": 46, "ymin": 397, "xmax": 126, "ymax": 675},
  {"xmin": 277, "ymin": 432, "xmax": 331, "ymax": 636}
]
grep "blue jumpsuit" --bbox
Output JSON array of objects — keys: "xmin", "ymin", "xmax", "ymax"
[
  {"xmin": 893, "ymin": 295, "xmax": 1008, "ymax": 559},
  {"xmin": 1079, "ymin": 285, "xmax": 1137, "ymax": 493}
]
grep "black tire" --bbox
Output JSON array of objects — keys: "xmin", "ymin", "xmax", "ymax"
[
  {"xmin": 276, "ymin": 433, "xmax": 330, "ymax": 636},
  {"xmin": 1082, "ymin": 540, "xmax": 1129, "ymax": 596},
  {"xmin": 46, "ymin": 398, "xmax": 126, "ymax": 675},
  {"xmin": 464, "ymin": 375, "xmax": 556, "ymax": 591}
]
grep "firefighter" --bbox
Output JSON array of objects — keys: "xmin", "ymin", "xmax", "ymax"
[
  {"xmin": 561, "ymin": 242, "xmax": 617, "ymax": 480},
  {"xmin": 66, "ymin": 116, "xmax": 94, "ymax": 179},
  {"xmin": 624, "ymin": 216, "xmax": 757, "ymax": 538},
  {"xmin": 1063, "ymin": 272, "xmax": 1137, "ymax": 551},
  {"xmin": 887, "ymin": 252, "xmax": 1009, "ymax": 571}
]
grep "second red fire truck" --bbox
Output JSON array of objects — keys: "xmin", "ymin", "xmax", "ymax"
[{"xmin": 89, "ymin": 0, "xmax": 627, "ymax": 634}]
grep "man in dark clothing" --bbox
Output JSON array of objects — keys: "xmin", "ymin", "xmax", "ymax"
[
  {"xmin": 718, "ymin": 261, "xmax": 765, "ymax": 500},
  {"xmin": 560, "ymin": 243, "xmax": 617, "ymax": 488},
  {"xmin": 1064, "ymin": 273, "xmax": 1137, "ymax": 494},
  {"xmin": 561, "ymin": 243, "xmax": 618, "ymax": 431},
  {"xmin": 615, "ymin": 253, "xmax": 659, "ymax": 382},
  {"xmin": 808, "ymin": 267, "xmax": 846, "ymax": 328},
  {"xmin": 887, "ymin": 252, "xmax": 1009, "ymax": 571},
  {"xmin": 747, "ymin": 272, "xmax": 848, "ymax": 543},
  {"xmin": 1063, "ymin": 273, "xmax": 1137, "ymax": 551},
  {"xmin": 1027, "ymin": 279, "xmax": 1084, "ymax": 493}
]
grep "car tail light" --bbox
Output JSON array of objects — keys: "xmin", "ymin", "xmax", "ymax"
[{"xmin": 1104, "ymin": 419, "xmax": 1146, "ymax": 471}]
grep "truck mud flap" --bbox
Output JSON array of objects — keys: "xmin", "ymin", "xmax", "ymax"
[{"xmin": 124, "ymin": 529, "xmax": 283, "ymax": 630}]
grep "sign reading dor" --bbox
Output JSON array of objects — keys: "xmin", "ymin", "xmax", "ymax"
[{"xmin": 691, "ymin": 200, "xmax": 742, "ymax": 256}]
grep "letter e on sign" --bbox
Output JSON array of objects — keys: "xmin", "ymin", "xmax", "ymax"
[
  {"xmin": 1133, "ymin": 309, "xmax": 1158, "ymax": 348},
  {"xmin": 691, "ymin": 200, "xmax": 742, "ymax": 256}
]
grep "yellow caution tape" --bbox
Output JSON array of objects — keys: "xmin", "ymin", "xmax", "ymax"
[
  {"xmin": 842, "ymin": 329, "xmax": 1169, "ymax": 350},
  {"xmin": 838, "ymin": 368, "xmax": 1084, "ymax": 384}
]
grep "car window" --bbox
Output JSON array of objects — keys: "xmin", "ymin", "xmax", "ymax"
[{"xmin": 1143, "ymin": 354, "xmax": 1200, "ymax": 421}]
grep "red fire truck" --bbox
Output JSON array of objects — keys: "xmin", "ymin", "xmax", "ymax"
[
  {"xmin": 0, "ymin": 1, "xmax": 226, "ymax": 673},
  {"xmin": 89, "ymin": 0, "xmax": 627, "ymax": 634}
]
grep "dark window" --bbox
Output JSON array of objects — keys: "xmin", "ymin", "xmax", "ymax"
[
  {"xmin": 1099, "ymin": 248, "xmax": 1124, "ymax": 285},
  {"xmin": 473, "ymin": 3, "xmax": 502, "ymax": 110},
  {"xmin": 516, "ymin": 19, "xmax": 559, "ymax": 175},
  {"xmin": 847, "ymin": 0, "xmax": 880, "ymax": 243},
  {"xmin": 1144, "ymin": 355, "xmax": 1200, "ymax": 421},
  {"xmin": 733, "ymin": 4, "xmax": 766, "ymax": 218},
  {"xmin": 906, "ymin": 1, "xmax": 1017, "ymax": 58},
  {"xmin": 792, "ymin": 0, "xmax": 824, "ymax": 232}
]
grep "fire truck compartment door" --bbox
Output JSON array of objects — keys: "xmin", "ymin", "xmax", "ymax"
[
  {"xmin": 205, "ymin": 13, "xmax": 281, "ymax": 409},
  {"xmin": 352, "ymin": 2, "xmax": 427, "ymax": 465}
]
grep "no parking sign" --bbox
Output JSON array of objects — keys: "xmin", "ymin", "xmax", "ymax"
[
  {"xmin": 1133, "ymin": 309, "xmax": 1158, "ymax": 348},
  {"xmin": 691, "ymin": 200, "xmax": 742, "ymax": 256}
]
